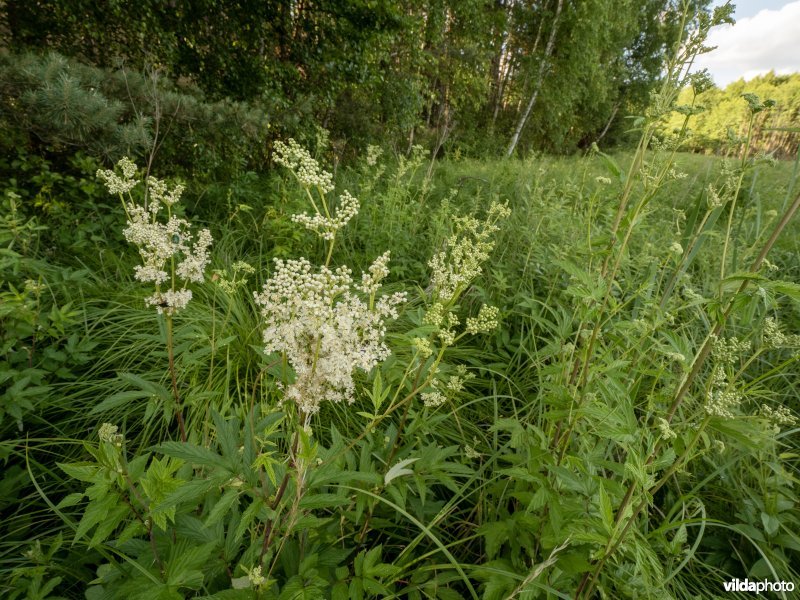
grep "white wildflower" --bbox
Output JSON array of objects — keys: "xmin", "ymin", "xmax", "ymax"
[
  {"xmin": 98, "ymin": 423, "xmax": 124, "ymax": 445},
  {"xmin": 760, "ymin": 404, "xmax": 797, "ymax": 427},
  {"xmin": 359, "ymin": 251, "xmax": 391, "ymax": 294},
  {"xmin": 412, "ymin": 337, "xmax": 433, "ymax": 358},
  {"xmin": 145, "ymin": 289, "xmax": 193, "ymax": 315},
  {"xmin": 466, "ymin": 305, "xmax": 500, "ymax": 334},
  {"xmin": 97, "ymin": 157, "xmax": 139, "ymax": 195},
  {"xmin": 422, "ymin": 390, "xmax": 446, "ymax": 408},
  {"xmin": 99, "ymin": 158, "xmax": 213, "ymax": 315},
  {"xmin": 254, "ymin": 257, "xmax": 405, "ymax": 415},
  {"xmin": 248, "ymin": 565, "xmax": 266, "ymax": 587},
  {"xmin": 273, "ymin": 138, "xmax": 334, "ymax": 193},
  {"xmin": 291, "ymin": 190, "xmax": 360, "ymax": 240},
  {"xmin": 763, "ymin": 317, "xmax": 800, "ymax": 349},
  {"xmin": 704, "ymin": 365, "xmax": 742, "ymax": 419},
  {"xmin": 366, "ymin": 145, "xmax": 383, "ymax": 167},
  {"xmin": 656, "ymin": 418, "xmax": 677, "ymax": 440},
  {"xmin": 669, "ymin": 241, "xmax": 683, "ymax": 255},
  {"xmin": 428, "ymin": 201, "xmax": 509, "ymax": 303}
]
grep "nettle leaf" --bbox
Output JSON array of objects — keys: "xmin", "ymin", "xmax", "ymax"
[
  {"xmin": 597, "ymin": 483, "xmax": 614, "ymax": 533},
  {"xmin": 58, "ymin": 462, "xmax": 100, "ymax": 483},
  {"xmin": 234, "ymin": 499, "xmax": 267, "ymax": 543},
  {"xmin": 155, "ymin": 474, "xmax": 229, "ymax": 514},
  {"xmin": 205, "ymin": 488, "xmax": 240, "ymax": 526},
  {"xmin": 298, "ymin": 493, "xmax": 347, "ymax": 510},
  {"xmin": 166, "ymin": 540, "xmax": 215, "ymax": 589},
  {"xmin": 384, "ymin": 457, "xmax": 418, "ymax": 485},
  {"xmin": 155, "ymin": 441, "xmax": 231, "ymax": 472}
]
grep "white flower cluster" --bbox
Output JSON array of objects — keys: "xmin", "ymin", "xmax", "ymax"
[
  {"xmin": 763, "ymin": 317, "xmax": 800, "ymax": 349},
  {"xmin": 366, "ymin": 144, "xmax": 383, "ymax": 167},
  {"xmin": 428, "ymin": 201, "xmax": 510, "ymax": 302},
  {"xmin": 422, "ymin": 365, "xmax": 474, "ymax": 409},
  {"xmin": 291, "ymin": 190, "xmax": 360, "ymax": 240},
  {"xmin": 359, "ymin": 251, "xmax": 391, "ymax": 294},
  {"xmin": 98, "ymin": 422, "xmax": 124, "ymax": 446},
  {"xmin": 254, "ymin": 256, "xmax": 406, "ymax": 415},
  {"xmin": 706, "ymin": 184, "xmax": 724, "ymax": 210},
  {"xmin": 466, "ymin": 305, "xmax": 500, "ymax": 335},
  {"xmin": 705, "ymin": 365, "xmax": 742, "ymax": 419},
  {"xmin": 656, "ymin": 417, "xmax": 677, "ymax": 440},
  {"xmin": 760, "ymin": 404, "xmax": 797, "ymax": 427},
  {"xmin": 273, "ymin": 138, "xmax": 334, "ymax": 193},
  {"xmin": 96, "ymin": 157, "xmax": 138, "ymax": 195},
  {"xmin": 98, "ymin": 157, "xmax": 213, "ymax": 315},
  {"xmin": 711, "ymin": 334, "xmax": 751, "ymax": 364}
]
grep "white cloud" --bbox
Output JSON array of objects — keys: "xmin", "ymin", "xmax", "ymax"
[{"xmin": 694, "ymin": 1, "xmax": 800, "ymax": 87}]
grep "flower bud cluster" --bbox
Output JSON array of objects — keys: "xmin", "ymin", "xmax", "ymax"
[
  {"xmin": 98, "ymin": 422, "xmax": 124, "ymax": 446},
  {"xmin": 96, "ymin": 157, "xmax": 138, "ymax": 195},
  {"xmin": 760, "ymin": 404, "xmax": 797, "ymax": 427},
  {"xmin": 763, "ymin": 317, "xmax": 800, "ymax": 350},
  {"xmin": 422, "ymin": 365, "xmax": 474, "ymax": 409},
  {"xmin": 273, "ymin": 138, "xmax": 334, "ymax": 193},
  {"xmin": 254, "ymin": 256, "xmax": 406, "ymax": 415},
  {"xmin": 704, "ymin": 365, "xmax": 742, "ymax": 419},
  {"xmin": 366, "ymin": 145, "xmax": 383, "ymax": 167},
  {"xmin": 711, "ymin": 335, "xmax": 751, "ymax": 364},
  {"xmin": 291, "ymin": 190, "xmax": 360, "ymax": 240},
  {"xmin": 656, "ymin": 417, "xmax": 677, "ymax": 440},
  {"xmin": 428, "ymin": 201, "xmax": 510, "ymax": 303},
  {"xmin": 466, "ymin": 305, "xmax": 500, "ymax": 335},
  {"xmin": 98, "ymin": 157, "xmax": 212, "ymax": 315}
]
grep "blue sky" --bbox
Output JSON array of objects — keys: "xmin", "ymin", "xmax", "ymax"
[{"xmin": 694, "ymin": 0, "xmax": 800, "ymax": 86}]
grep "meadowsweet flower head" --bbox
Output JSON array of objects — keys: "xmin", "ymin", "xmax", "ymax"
[
  {"xmin": 248, "ymin": 565, "xmax": 266, "ymax": 587},
  {"xmin": 711, "ymin": 335, "xmax": 751, "ymax": 364},
  {"xmin": 428, "ymin": 201, "xmax": 510, "ymax": 303},
  {"xmin": 422, "ymin": 390, "xmax": 446, "ymax": 408},
  {"xmin": 760, "ymin": 404, "xmax": 797, "ymax": 428},
  {"xmin": 273, "ymin": 138, "xmax": 334, "ymax": 193},
  {"xmin": 412, "ymin": 337, "xmax": 433, "ymax": 358},
  {"xmin": 359, "ymin": 251, "xmax": 391, "ymax": 294},
  {"xmin": 98, "ymin": 158, "xmax": 213, "ymax": 315},
  {"xmin": 466, "ymin": 305, "xmax": 500, "ymax": 335},
  {"xmin": 366, "ymin": 145, "xmax": 383, "ymax": 167},
  {"xmin": 254, "ymin": 257, "xmax": 405, "ymax": 415},
  {"xmin": 669, "ymin": 241, "xmax": 683, "ymax": 255},
  {"xmin": 706, "ymin": 185, "xmax": 723, "ymax": 210},
  {"xmin": 656, "ymin": 418, "xmax": 677, "ymax": 440},
  {"xmin": 704, "ymin": 365, "xmax": 742, "ymax": 419},
  {"xmin": 763, "ymin": 317, "xmax": 800, "ymax": 349},
  {"xmin": 97, "ymin": 157, "xmax": 139, "ymax": 195},
  {"xmin": 98, "ymin": 423, "xmax": 124, "ymax": 446},
  {"xmin": 291, "ymin": 190, "xmax": 360, "ymax": 240}
]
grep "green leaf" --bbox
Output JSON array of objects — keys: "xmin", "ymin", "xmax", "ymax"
[
  {"xmin": 384, "ymin": 457, "xmax": 418, "ymax": 485},
  {"xmin": 155, "ymin": 442, "xmax": 231, "ymax": 472},
  {"xmin": 205, "ymin": 488, "xmax": 240, "ymax": 526}
]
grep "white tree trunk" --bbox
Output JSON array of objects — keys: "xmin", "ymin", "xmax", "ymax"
[{"xmin": 506, "ymin": 0, "xmax": 564, "ymax": 158}]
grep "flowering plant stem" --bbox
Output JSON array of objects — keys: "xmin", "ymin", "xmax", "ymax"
[
  {"xmin": 575, "ymin": 188, "xmax": 800, "ymax": 599},
  {"xmin": 165, "ymin": 315, "xmax": 187, "ymax": 442}
]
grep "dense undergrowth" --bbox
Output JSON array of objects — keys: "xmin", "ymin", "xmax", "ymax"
[
  {"xmin": 3, "ymin": 134, "xmax": 800, "ymax": 598},
  {"xmin": 3, "ymin": 7, "xmax": 800, "ymax": 599}
]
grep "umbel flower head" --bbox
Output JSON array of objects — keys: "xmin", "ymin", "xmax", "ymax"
[
  {"xmin": 98, "ymin": 157, "xmax": 212, "ymax": 315},
  {"xmin": 254, "ymin": 256, "xmax": 405, "ymax": 415}
]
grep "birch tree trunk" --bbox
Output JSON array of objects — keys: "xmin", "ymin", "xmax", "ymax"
[{"xmin": 506, "ymin": 0, "xmax": 564, "ymax": 157}]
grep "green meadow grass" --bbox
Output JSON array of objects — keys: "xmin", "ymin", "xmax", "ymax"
[{"xmin": 2, "ymin": 148, "xmax": 799, "ymax": 599}]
